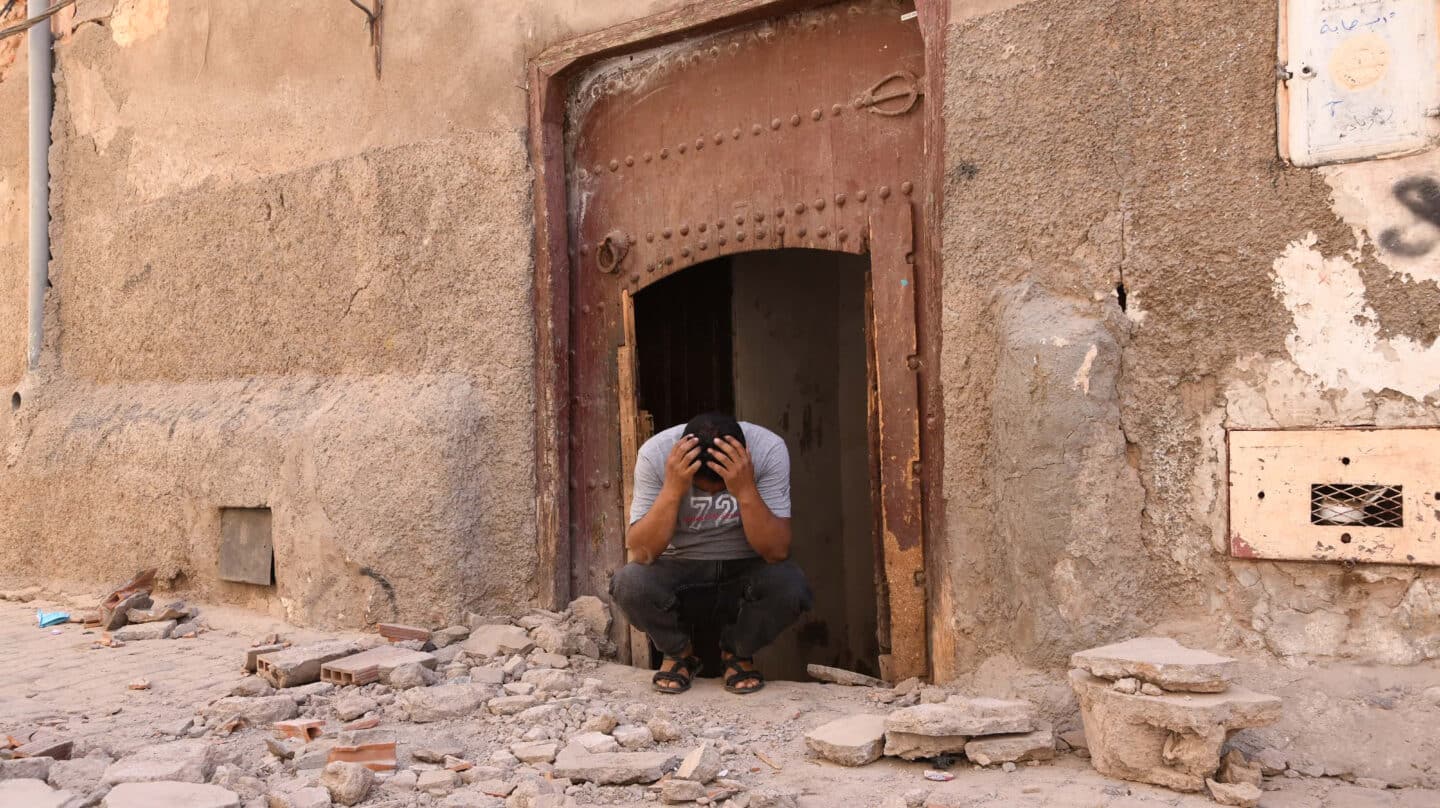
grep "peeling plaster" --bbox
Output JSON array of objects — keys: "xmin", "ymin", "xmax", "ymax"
[
  {"xmin": 1272, "ymin": 232, "xmax": 1440, "ymax": 400},
  {"xmin": 1072, "ymin": 344, "xmax": 1097, "ymax": 394},
  {"xmin": 110, "ymin": 0, "xmax": 168, "ymax": 47}
]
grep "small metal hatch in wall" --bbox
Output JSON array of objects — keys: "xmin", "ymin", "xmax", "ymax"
[
  {"xmin": 219, "ymin": 507, "xmax": 274, "ymax": 585},
  {"xmin": 1228, "ymin": 428, "xmax": 1440, "ymax": 566}
]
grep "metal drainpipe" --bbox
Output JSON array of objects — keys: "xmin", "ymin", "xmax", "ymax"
[{"xmin": 27, "ymin": 0, "xmax": 53, "ymax": 369}]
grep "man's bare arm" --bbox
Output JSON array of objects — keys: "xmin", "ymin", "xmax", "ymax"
[{"xmin": 624, "ymin": 436, "xmax": 701, "ymax": 564}]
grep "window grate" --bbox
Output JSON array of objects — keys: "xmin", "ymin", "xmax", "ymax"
[{"xmin": 1309, "ymin": 484, "xmax": 1403, "ymax": 528}]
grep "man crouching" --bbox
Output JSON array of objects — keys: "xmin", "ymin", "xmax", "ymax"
[{"xmin": 610, "ymin": 412, "xmax": 812, "ymax": 695}]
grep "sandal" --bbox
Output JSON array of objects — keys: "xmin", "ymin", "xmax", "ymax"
[
  {"xmin": 652, "ymin": 654, "xmax": 701, "ymax": 694},
  {"xmin": 722, "ymin": 654, "xmax": 765, "ymax": 695}
]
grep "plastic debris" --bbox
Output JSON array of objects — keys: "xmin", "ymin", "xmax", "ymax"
[
  {"xmin": 923, "ymin": 770, "xmax": 955, "ymax": 782},
  {"xmin": 37, "ymin": 610, "xmax": 69, "ymax": 628}
]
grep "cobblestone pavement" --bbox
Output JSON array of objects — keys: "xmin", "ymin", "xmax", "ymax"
[{"xmin": 1, "ymin": 597, "xmax": 1437, "ymax": 807}]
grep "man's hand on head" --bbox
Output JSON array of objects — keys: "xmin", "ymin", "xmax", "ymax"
[
  {"xmin": 708, "ymin": 436, "xmax": 757, "ymax": 498},
  {"xmin": 661, "ymin": 435, "xmax": 702, "ymax": 497}
]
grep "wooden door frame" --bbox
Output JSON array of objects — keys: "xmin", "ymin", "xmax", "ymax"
[{"xmin": 527, "ymin": 0, "xmax": 950, "ymax": 678}]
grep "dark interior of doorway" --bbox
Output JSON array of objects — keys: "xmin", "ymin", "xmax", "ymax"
[{"xmin": 631, "ymin": 249, "xmax": 880, "ymax": 681}]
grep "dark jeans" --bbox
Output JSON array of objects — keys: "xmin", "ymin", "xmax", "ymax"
[{"xmin": 609, "ymin": 556, "xmax": 812, "ymax": 659}]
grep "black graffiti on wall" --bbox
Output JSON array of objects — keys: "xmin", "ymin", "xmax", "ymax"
[{"xmin": 1378, "ymin": 176, "xmax": 1440, "ymax": 257}]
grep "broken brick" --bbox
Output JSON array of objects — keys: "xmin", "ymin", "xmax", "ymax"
[
  {"xmin": 376, "ymin": 623, "xmax": 432, "ymax": 643},
  {"xmin": 256, "ymin": 641, "xmax": 361, "ymax": 688},
  {"xmin": 327, "ymin": 740, "xmax": 398, "ymax": 772},
  {"xmin": 274, "ymin": 719, "xmax": 327, "ymax": 743}
]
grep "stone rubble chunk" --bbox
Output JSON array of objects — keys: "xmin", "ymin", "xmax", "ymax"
[
  {"xmin": 1217, "ymin": 749, "xmax": 1262, "ymax": 787},
  {"xmin": 471, "ymin": 667, "xmax": 506, "ymax": 685},
  {"xmin": 885, "ymin": 698, "xmax": 1034, "ymax": 740},
  {"xmin": 963, "ymin": 724, "xmax": 1056, "ymax": 765},
  {"xmin": 417, "ymin": 768, "xmax": 459, "ymax": 796},
  {"xmin": 882, "ymin": 732, "xmax": 968, "ymax": 761},
  {"xmin": 432, "ymin": 626, "xmax": 472, "ymax": 648},
  {"xmin": 551, "ymin": 743, "xmax": 679, "ymax": 785},
  {"xmin": 612, "ymin": 724, "xmax": 653, "ymax": 750},
  {"xmin": 1112, "ymin": 677, "xmax": 1140, "ymax": 695},
  {"xmin": 0, "ymin": 756, "xmax": 54, "ymax": 781},
  {"xmin": 0, "ymin": 779, "xmax": 74, "ymax": 808},
  {"xmin": 1206, "ymin": 778, "xmax": 1261, "ymax": 807},
  {"xmin": 530, "ymin": 620, "xmax": 581, "ymax": 656},
  {"xmin": 229, "ymin": 677, "xmax": 274, "ymax": 698},
  {"xmin": 47, "ymin": 755, "xmax": 110, "ymax": 792},
  {"xmin": 571, "ymin": 732, "xmax": 620, "ymax": 754},
  {"xmin": 568, "ymin": 596, "xmax": 612, "ymax": 637},
  {"xmin": 521, "ymin": 668, "xmax": 578, "ymax": 693},
  {"xmin": 581, "ymin": 707, "xmax": 619, "ymax": 734},
  {"xmin": 646, "ymin": 717, "xmax": 683, "ymax": 743},
  {"xmin": 462, "ymin": 625, "xmax": 535, "ymax": 658},
  {"xmin": 396, "ymin": 684, "xmax": 488, "ymax": 723},
  {"xmin": 112, "ymin": 619, "xmax": 177, "ymax": 641},
  {"xmin": 412, "ymin": 740, "xmax": 466, "ymax": 764},
  {"xmin": 442, "ymin": 788, "xmax": 505, "ymax": 807},
  {"xmin": 1140, "ymin": 683, "xmax": 1164, "ymax": 697},
  {"xmin": 750, "ymin": 786, "xmax": 801, "ymax": 808},
  {"xmin": 1070, "ymin": 637, "xmax": 1238, "ymax": 693},
  {"xmin": 529, "ymin": 651, "xmax": 571, "ymax": 670},
  {"xmin": 333, "ymin": 694, "xmax": 379, "ymax": 722},
  {"xmin": 804, "ymin": 714, "xmax": 887, "ymax": 766},
  {"xmin": 806, "ymin": 664, "xmax": 885, "ymax": 688},
  {"xmin": 1069, "ymin": 670, "xmax": 1282, "ymax": 792},
  {"xmin": 321, "ymin": 761, "xmax": 374, "ymax": 806},
  {"xmin": 674, "ymin": 742, "xmax": 722, "ymax": 783},
  {"xmin": 511, "ymin": 740, "xmax": 559, "ymax": 764},
  {"xmin": 103, "ymin": 781, "xmax": 241, "ymax": 808},
  {"xmin": 660, "ymin": 778, "xmax": 707, "ymax": 803},
  {"xmin": 386, "ymin": 662, "xmax": 437, "ymax": 690},
  {"xmin": 103, "ymin": 740, "xmax": 216, "ymax": 784},
  {"xmin": 287, "ymin": 785, "xmax": 334, "ymax": 808},
  {"xmin": 487, "ymin": 695, "xmax": 538, "ymax": 716},
  {"xmin": 200, "ymin": 695, "xmax": 300, "ymax": 726}
]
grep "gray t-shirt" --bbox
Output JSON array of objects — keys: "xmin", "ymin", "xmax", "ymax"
[{"xmin": 629, "ymin": 422, "xmax": 791, "ymax": 561}]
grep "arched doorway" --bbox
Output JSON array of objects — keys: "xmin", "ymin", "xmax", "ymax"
[{"xmin": 531, "ymin": 0, "xmax": 938, "ymax": 681}]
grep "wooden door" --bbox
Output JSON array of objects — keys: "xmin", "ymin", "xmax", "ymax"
[{"xmin": 566, "ymin": 0, "xmax": 929, "ymax": 679}]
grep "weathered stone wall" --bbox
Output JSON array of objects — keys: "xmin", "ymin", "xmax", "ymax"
[
  {"xmin": 0, "ymin": 0, "xmax": 684, "ymax": 626},
  {"xmin": 938, "ymin": 0, "xmax": 1440, "ymax": 673}
]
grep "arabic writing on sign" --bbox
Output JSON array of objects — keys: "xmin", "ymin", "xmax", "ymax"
[{"xmin": 1319, "ymin": 9, "xmax": 1398, "ymax": 35}]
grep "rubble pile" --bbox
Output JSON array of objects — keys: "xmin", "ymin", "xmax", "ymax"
[{"xmin": 1068, "ymin": 637, "xmax": 1282, "ymax": 806}]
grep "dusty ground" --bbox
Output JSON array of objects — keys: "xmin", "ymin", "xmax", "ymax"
[{"xmin": 0, "ymin": 597, "xmax": 1436, "ymax": 807}]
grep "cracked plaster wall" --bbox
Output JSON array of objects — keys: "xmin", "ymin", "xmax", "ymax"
[
  {"xmin": 939, "ymin": 0, "xmax": 1440, "ymax": 680},
  {"xmin": 0, "ymin": 0, "xmax": 686, "ymax": 626}
]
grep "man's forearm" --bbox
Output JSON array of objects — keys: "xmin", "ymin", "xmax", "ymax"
[
  {"xmin": 735, "ymin": 489, "xmax": 791, "ymax": 562},
  {"xmin": 625, "ymin": 489, "xmax": 682, "ymax": 563}
]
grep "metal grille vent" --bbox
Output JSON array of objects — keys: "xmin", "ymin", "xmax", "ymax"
[{"xmin": 1310, "ymin": 484, "xmax": 1403, "ymax": 528}]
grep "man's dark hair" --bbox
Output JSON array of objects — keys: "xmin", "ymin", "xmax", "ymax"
[{"xmin": 683, "ymin": 412, "xmax": 746, "ymax": 483}]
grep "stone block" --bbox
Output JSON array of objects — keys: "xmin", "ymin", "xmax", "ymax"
[
  {"xmin": 417, "ymin": 769, "xmax": 459, "ymax": 796},
  {"xmin": 288, "ymin": 786, "xmax": 334, "ymax": 808},
  {"xmin": 674, "ymin": 742, "xmax": 721, "ymax": 783},
  {"xmin": 569, "ymin": 596, "xmax": 612, "ymax": 637},
  {"xmin": 963, "ymin": 724, "xmax": 1055, "ymax": 765},
  {"xmin": 612, "ymin": 724, "xmax": 653, "ymax": 749},
  {"xmin": 321, "ymin": 760, "xmax": 375, "ymax": 805},
  {"xmin": 1070, "ymin": 637, "xmax": 1237, "ymax": 693},
  {"xmin": 0, "ymin": 756, "xmax": 54, "ymax": 781},
  {"xmin": 432, "ymin": 626, "xmax": 471, "ymax": 648},
  {"xmin": 804, "ymin": 715, "xmax": 887, "ymax": 766},
  {"xmin": 1069, "ymin": 670, "xmax": 1281, "ymax": 792},
  {"xmin": 520, "ymin": 668, "xmax": 578, "ymax": 693},
  {"xmin": 882, "ymin": 731, "xmax": 967, "ymax": 761},
  {"xmin": 112, "ymin": 620, "xmax": 176, "ymax": 641},
  {"xmin": 660, "ymin": 779, "xmax": 707, "ymax": 803},
  {"xmin": 1206, "ymin": 779, "xmax": 1261, "ymax": 807},
  {"xmin": 462, "ymin": 625, "xmax": 534, "ymax": 658},
  {"xmin": 200, "ymin": 695, "xmax": 299, "ymax": 725},
  {"xmin": 395, "ymin": 684, "xmax": 488, "ymax": 723},
  {"xmin": 487, "ymin": 694, "xmax": 537, "ymax": 715},
  {"xmin": 103, "ymin": 781, "xmax": 241, "ymax": 808},
  {"xmin": 552, "ymin": 743, "xmax": 679, "ymax": 785},
  {"xmin": 103, "ymin": 740, "xmax": 215, "ymax": 784},
  {"xmin": 806, "ymin": 664, "xmax": 884, "ymax": 687},
  {"xmin": 885, "ymin": 698, "xmax": 1034, "ymax": 739},
  {"xmin": 511, "ymin": 740, "xmax": 559, "ymax": 764},
  {"xmin": 256, "ymin": 641, "xmax": 361, "ymax": 688},
  {"xmin": 320, "ymin": 646, "xmax": 437, "ymax": 686},
  {"xmin": 0, "ymin": 779, "xmax": 74, "ymax": 808},
  {"xmin": 572, "ymin": 732, "xmax": 619, "ymax": 754}
]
